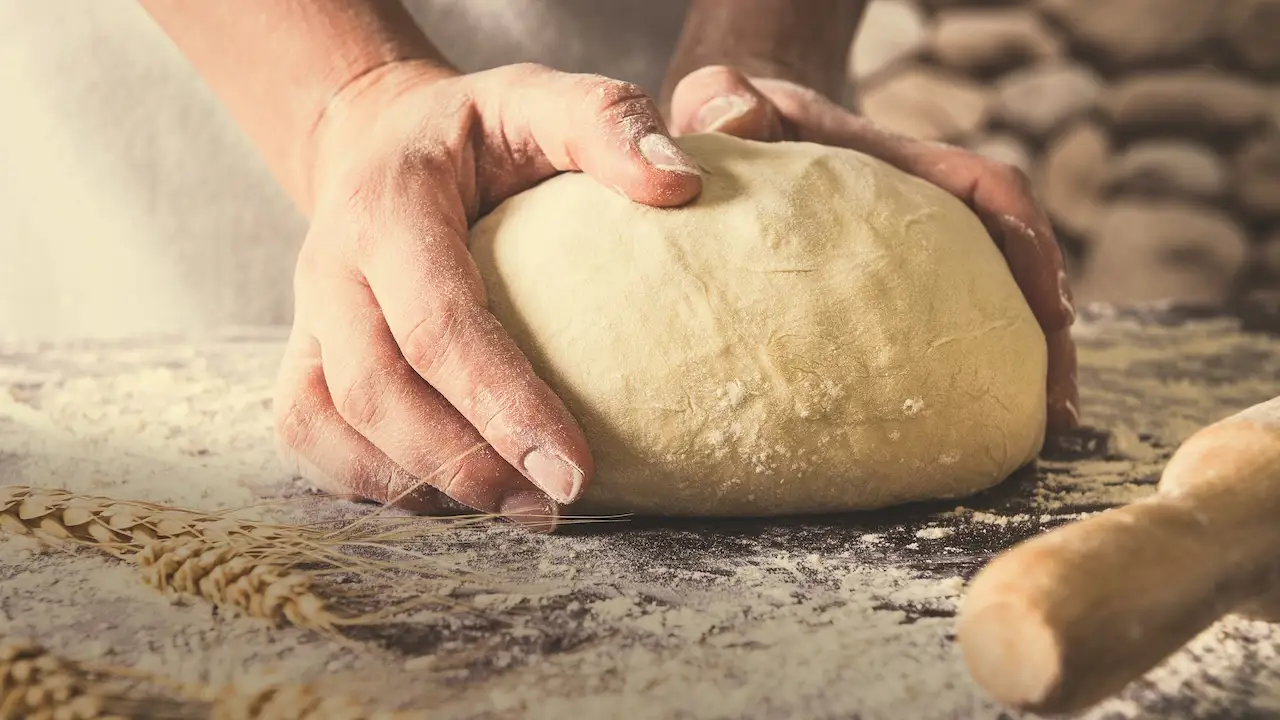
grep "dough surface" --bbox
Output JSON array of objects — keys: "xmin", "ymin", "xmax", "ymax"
[{"xmin": 470, "ymin": 133, "xmax": 1047, "ymax": 517}]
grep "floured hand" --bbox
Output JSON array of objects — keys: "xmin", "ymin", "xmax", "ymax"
[
  {"xmin": 274, "ymin": 61, "xmax": 703, "ymax": 530},
  {"xmin": 668, "ymin": 66, "xmax": 1079, "ymax": 435}
]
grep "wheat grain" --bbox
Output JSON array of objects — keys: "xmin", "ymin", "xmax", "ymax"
[
  {"xmin": 0, "ymin": 485, "xmax": 288, "ymax": 553},
  {"xmin": 137, "ymin": 538, "xmax": 339, "ymax": 632},
  {"xmin": 0, "ymin": 640, "xmax": 130, "ymax": 720},
  {"xmin": 1, "ymin": 640, "xmax": 414, "ymax": 719}
]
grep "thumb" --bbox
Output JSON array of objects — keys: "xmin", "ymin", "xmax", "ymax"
[
  {"xmin": 486, "ymin": 64, "xmax": 703, "ymax": 208},
  {"xmin": 670, "ymin": 65, "xmax": 787, "ymax": 141}
]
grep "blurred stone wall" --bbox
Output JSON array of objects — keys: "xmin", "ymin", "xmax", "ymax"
[{"xmin": 848, "ymin": 0, "xmax": 1280, "ymax": 307}]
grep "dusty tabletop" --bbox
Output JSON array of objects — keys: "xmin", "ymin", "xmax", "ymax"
[{"xmin": 2, "ymin": 306, "xmax": 1280, "ymax": 719}]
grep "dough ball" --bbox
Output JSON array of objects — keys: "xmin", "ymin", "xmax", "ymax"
[{"xmin": 470, "ymin": 133, "xmax": 1046, "ymax": 517}]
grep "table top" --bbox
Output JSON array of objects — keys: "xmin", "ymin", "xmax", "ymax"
[{"xmin": 2, "ymin": 304, "xmax": 1280, "ymax": 719}]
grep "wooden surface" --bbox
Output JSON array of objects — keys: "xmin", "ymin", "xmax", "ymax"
[{"xmin": 2, "ymin": 305, "xmax": 1280, "ymax": 718}]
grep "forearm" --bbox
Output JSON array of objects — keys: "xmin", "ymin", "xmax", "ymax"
[
  {"xmin": 139, "ymin": 0, "xmax": 455, "ymax": 212},
  {"xmin": 663, "ymin": 0, "xmax": 866, "ymax": 107}
]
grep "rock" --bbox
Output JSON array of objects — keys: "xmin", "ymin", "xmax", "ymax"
[
  {"xmin": 1105, "ymin": 142, "xmax": 1228, "ymax": 201},
  {"xmin": 1040, "ymin": 0, "xmax": 1221, "ymax": 68},
  {"xmin": 1234, "ymin": 135, "xmax": 1280, "ymax": 221},
  {"xmin": 929, "ymin": 9, "xmax": 1063, "ymax": 75},
  {"xmin": 966, "ymin": 134, "xmax": 1033, "ymax": 173},
  {"xmin": 860, "ymin": 68, "xmax": 989, "ymax": 142},
  {"xmin": 1102, "ymin": 71, "xmax": 1270, "ymax": 139},
  {"xmin": 1038, "ymin": 122, "xmax": 1110, "ymax": 241},
  {"xmin": 1221, "ymin": 0, "xmax": 1280, "ymax": 73},
  {"xmin": 992, "ymin": 63, "xmax": 1102, "ymax": 138},
  {"xmin": 850, "ymin": 0, "xmax": 929, "ymax": 82},
  {"xmin": 1256, "ymin": 229, "xmax": 1280, "ymax": 282},
  {"xmin": 1076, "ymin": 202, "xmax": 1249, "ymax": 305}
]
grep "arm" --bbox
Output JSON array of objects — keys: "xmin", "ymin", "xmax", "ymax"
[
  {"xmin": 661, "ymin": 0, "xmax": 868, "ymax": 108},
  {"xmin": 139, "ymin": 0, "xmax": 704, "ymax": 529},
  {"xmin": 138, "ymin": 0, "xmax": 457, "ymax": 213}
]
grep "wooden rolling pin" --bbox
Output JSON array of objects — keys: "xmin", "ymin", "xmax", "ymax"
[{"xmin": 957, "ymin": 396, "xmax": 1280, "ymax": 714}]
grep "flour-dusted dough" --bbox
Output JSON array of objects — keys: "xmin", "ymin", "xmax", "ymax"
[{"xmin": 470, "ymin": 133, "xmax": 1047, "ymax": 516}]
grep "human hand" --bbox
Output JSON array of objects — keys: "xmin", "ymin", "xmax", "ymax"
[
  {"xmin": 668, "ymin": 66, "xmax": 1080, "ymax": 436},
  {"xmin": 274, "ymin": 61, "xmax": 703, "ymax": 530}
]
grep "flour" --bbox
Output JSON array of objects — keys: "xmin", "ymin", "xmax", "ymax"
[{"xmin": 2, "ymin": 312, "xmax": 1280, "ymax": 717}]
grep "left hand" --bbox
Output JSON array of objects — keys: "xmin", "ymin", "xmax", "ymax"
[{"xmin": 668, "ymin": 66, "xmax": 1080, "ymax": 437}]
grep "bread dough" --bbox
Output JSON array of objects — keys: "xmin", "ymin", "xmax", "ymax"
[{"xmin": 470, "ymin": 133, "xmax": 1047, "ymax": 517}]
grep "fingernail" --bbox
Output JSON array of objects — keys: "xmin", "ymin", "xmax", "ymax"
[
  {"xmin": 1058, "ymin": 269, "xmax": 1077, "ymax": 325},
  {"xmin": 695, "ymin": 95, "xmax": 753, "ymax": 133},
  {"xmin": 638, "ymin": 134, "xmax": 700, "ymax": 175},
  {"xmin": 499, "ymin": 491, "xmax": 559, "ymax": 533},
  {"xmin": 522, "ymin": 449, "xmax": 584, "ymax": 503},
  {"xmin": 1065, "ymin": 398, "xmax": 1080, "ymax": 424}
]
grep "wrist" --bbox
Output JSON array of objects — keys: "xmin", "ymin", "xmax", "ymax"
[{"xmin": 662, "ymin": 0, "xmax": 864, "ymax": 109}]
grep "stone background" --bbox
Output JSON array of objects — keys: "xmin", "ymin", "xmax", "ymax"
[{"xmin": 847, "ymin": 0, "xmax": 1280, "ymax": 308}]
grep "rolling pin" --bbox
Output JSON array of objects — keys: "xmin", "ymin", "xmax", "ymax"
[{"xmin": 957, "ymin": 396, "xmax": 1280, "ymax": 715}]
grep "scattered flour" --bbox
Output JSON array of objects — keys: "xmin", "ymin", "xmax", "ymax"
[{"xmin": 2, "ymin": 314, "xmax": 1280, "ymax": 718}]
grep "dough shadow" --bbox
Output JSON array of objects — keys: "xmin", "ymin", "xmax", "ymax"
[{"xmin": 555, "ymin": 424, "xmax": 1157, "ymax": 581}]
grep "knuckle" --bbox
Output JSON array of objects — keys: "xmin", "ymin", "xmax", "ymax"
[
  {"xmin": 578, "ymin": 76, "xmax": 657, "ymax": 125},
  {"xmin": 290, "ymin": 242, "xmax": 338, "ymax": 304},
  {"xmin": 433, "ymin": 444, "xmax": 510, "ymax": 504},
  {"xmin": 990, "ymin": 161, "xmax": 1034, "ymax": 195},
  {"xmin": 479, "ymin": 393, "xmax": 520, "ymax": 438},
  {"xmin": 273, "ymin": 392, "xmax": 317, "ymax": 456},
  {"xmin": 501, "ymin": 62, "xmax": 554, "ymax": 80},
  {"xmin": 434, "ymin": 461, "xmax": 469, "ymax": 498},
  {"xmin": 331, "ymin": 370, "xmax": 391, "ymax": 432},
  {"xmin": 689, "ymin": 64, "xmax": 741, "ymax": 85},
  {"xmin": 399, "ymin": 298, "xmax": 468, "ymax": 375}
]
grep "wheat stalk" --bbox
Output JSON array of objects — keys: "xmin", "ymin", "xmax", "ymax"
[
  {"xmin": 0, "ymin": 485, "xmax": 288, "ymax": 554},
  {"xmin": 0, "ymin": 485, "xmax": 491, "ymax": 633},
  {"xmin": 137, "ymin": 538, "xmax": 340, "ymax": 633},
  {"xmin": 0, "ymin": 640, "xmax": 134, "ymax": 720},
  {"xmin": 2, "ymin": 639, "xmax": 420, "ymax": 720},
  {"xmin": 2, "ymin": 483, "xmax": 616, "ymax": 635}
]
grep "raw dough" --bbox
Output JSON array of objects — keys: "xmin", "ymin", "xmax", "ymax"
[{"xmin": 470, "ymin": 133, "xmax": 1046, "ymax": 517}]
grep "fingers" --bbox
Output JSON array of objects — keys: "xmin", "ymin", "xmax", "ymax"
[
  {"xmin": 668, "ymin": 65, "xmax": 788, "ymax": 141},
  {"xmin": 305, "ymin": 270, "xmax": 562, "ymax": 523},
  {"xmin": 274, "ymin": 326, "xmax": 559, "ymax": 531},
  {"xmin": 1046, "ymin": 328, "xmax": 1081, "ymax": 436},
  {"xmin": 349, "ymin": 175, "xmax": 596, "ymax": 508},
  {"xmin": 762, "ymin": 82, "xmax": 1075, "ymax": 332},
  {"xmin": 749, "ymin": 78, "xmax": 1080, "ymax": 431},
  {"xmin": 272, "ymin": 329, "xmax": 460, "ymax": 515},
  {"xmin": 920, "ymin": 165, "xmax": 1080, "ymax": 431},
  {"xmin": 476, "ymin": 64, "xmax": 703, "ymax": 208}
]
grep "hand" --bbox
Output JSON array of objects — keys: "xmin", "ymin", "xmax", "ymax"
[
  {"xmin": 273, "ymin": 61, "xmax": 703, "ymax": 530},
  {"xmin": 668, "ymin": 66, "xmax": 1080, "ymax": 436}
]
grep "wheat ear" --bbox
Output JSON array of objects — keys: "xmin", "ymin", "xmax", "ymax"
[
  {"xmin": 136, "ymin": 538, "xmax": 339, "ymax": 632},
  {"xmin": 0, "ymin": 485, "xmax": 290, "ymax": 554},
  {"xmin": 0, "ymin": 640, "xmax": 131, "ymax": 720}
]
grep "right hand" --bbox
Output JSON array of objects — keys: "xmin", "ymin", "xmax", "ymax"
[
  {"xmin": 668, "ymin": 66, "xmax": 1080, "ymax": 435},
  {"xmin": 272, "ymin": 61, "xmax": 703, "ymax": 531}
]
